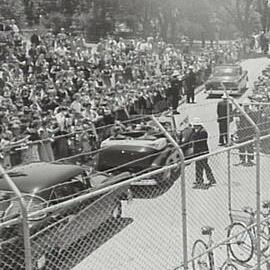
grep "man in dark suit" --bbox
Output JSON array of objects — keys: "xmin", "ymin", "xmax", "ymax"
[
  {"xmin": 185, "ymin": 66, "xmax": 197, "ymax": 103},
  {"xmin": 169, "ymin": 70, "xmax": 182, "ymax": 114},
  {"xmin": 235, "ymin": 103, "xmax": 259, "ymax": 166},
  {"xmin": 30, "ymin": 29, "xmax": 40, "ymax": 46},
  {"xmin": 217, "ymin": 93, "xmax": 233, "ymax": 146},
  {"xmin": 190, "ymin": 118, "xmax": 216, "ymax": 188}
]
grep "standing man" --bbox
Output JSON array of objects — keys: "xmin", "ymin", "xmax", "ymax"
[
  {"xmin": 30, "ymin": 29, "xmax": 40, "ymax": 47},
  {"xmin": 169, "ymin": 70, "xmax": 182, "ymax": 114},
  {"xmin": 185, "ymin": 66, "xmax": 197, "ymax": 104},
  {"xmin": 217, "ymin": 93, "xmax": 233, "ymax": 146},
  {"xmin": 190, "ymin": 118, "xmax": 216, "ymax": 188},
  {"xmin": 235, "ymin": 103, "xmax": 258, "ymax": 166}
]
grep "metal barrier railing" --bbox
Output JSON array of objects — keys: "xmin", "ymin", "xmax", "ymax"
[{"xmin": 1, "ymin": 99, "xmax": 270, "ymax": 269}]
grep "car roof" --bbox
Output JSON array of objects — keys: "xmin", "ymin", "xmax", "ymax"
[
  {"xmin": 101, "ymin": 137, "xmax": 167, "ymax": 151},
  {"xmin": 214, "ymin": 64, "xmax": 240, "ymax": 68},
  {"xmin": 0, "ymin": 162, "xmax": 85, "ymax": 194}
]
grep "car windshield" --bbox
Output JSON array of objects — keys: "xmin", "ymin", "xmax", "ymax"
[{"xmin": 213, "ymin": 67, "xmax": 238, "ymax": 76}]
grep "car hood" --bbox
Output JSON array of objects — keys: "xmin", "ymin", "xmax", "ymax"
[
  {"xmin": 0, "ymin": 162, "xmax": 85, "ymax": 193},
  {"xmin": 95, "ymin": 145, "xmax": 160, "ymax": 173}
]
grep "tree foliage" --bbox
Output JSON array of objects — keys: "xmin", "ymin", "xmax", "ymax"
[
  {"xmin": 212, "ymin": 0, "xmax": 261, "ymax": 38},
  {"xmin": 0, "ymin": 0, "xmax": 25, "ymax": 25},
  {"xmin": 15, "ymin": 0, "xmax": 264, "ymax": 40}
]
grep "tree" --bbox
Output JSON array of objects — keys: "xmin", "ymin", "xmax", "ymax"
[
  {"xmin": 0, "ymin": 0, "xmax": 25, "ymax": 25},
  {"xmin": 212, "ymin": 0, "xmax": 261, "ymax": 38},
  {"xmin": 256, "ymin": 0, "xmax": 270, "ymax": 32}
]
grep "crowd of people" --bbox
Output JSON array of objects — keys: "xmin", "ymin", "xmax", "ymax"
[{"xmin": 0, "ymin": 18, "xmax": 245, "ymax": 168}]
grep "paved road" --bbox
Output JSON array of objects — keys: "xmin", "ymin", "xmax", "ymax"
[{"xmin": 72, "ymin": 57, "xmax": 270, "ymax": 270}]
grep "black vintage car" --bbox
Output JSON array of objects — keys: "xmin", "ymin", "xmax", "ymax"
[
  {"xmin": 0, "ymin": 162, "xmax": 130, "ymax": 270},
  {"xmin": 205, "ymin": 64, "xmax": 248, "ymax": 97},
  {"xmin": 94, "ymin": 123, "xmax": 182, "ymax": 198}
]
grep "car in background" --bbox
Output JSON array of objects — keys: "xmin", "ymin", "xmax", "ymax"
[
  {"xmin": 205, "ymin": 64, "xmax": 248, "ymax": 97},
  {"xmin": 0, "ymin": 162, "xmax": 129, "ymax": 270}
]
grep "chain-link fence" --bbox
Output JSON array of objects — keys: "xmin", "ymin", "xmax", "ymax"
[
  {"xmin": 2, "ymin": 99, "xmax": 270, "ymax": 270},
  {"xmin": 179, "ymin": 97, "xmax": 270, "ymax": 270},
  {"xmin": 0, "ymin": 114, "xmax": 186, "ymax": 270}
]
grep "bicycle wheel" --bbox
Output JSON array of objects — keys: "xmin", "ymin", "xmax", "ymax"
[
  {"xmin": 223, "ymin": 263, "xmax": 238, "ymax": 270},
  {"xmin": 191, "ymin": 239, "xmax": 211, "ymax": 270},
  {"xmin": 260, "ymin": 222, "xmax": 270, "ymax": 253},
  {"xmin": 227, "ymin": 222, "xmax": 254, "ymax": 263}
]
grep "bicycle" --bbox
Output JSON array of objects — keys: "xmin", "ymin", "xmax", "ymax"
[
  {"xmin": 227, "ymin": 200, "xmax": 270, "ymax": 264},
  {"xmin": 192, "ymin": 226, "xmax": 238, "ymax": 270}
]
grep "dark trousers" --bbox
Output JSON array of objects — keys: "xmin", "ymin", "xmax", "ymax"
[
  {"xmin": 218, "ymin": 120, "xmax": 228, "ymax": 144},
  {"xmin": 172, "ymin": 95, "xmax": 179, "ymax": 110},
  {"xmin": 168, "ymin": 95, "xmax": 179, "ymax": 110},
  {"xmin": 195, "ymin": 158, "xmax": 215, "ymax": 184},
  {"xmin": 187, "ymin": 88, "xmax": 195, "ymax": 103}
]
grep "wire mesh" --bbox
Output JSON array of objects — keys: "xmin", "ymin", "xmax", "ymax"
[
  {"xmin": 26, "ymin": 167, "xmax": 183, "ymax": 270},
  {"xmin": 4, "ymin": 101, "xmax": 270, "ymax": 270},
  {"xmin": 0, "ymin": 199, "xmax": 26, "ymax": 270}
]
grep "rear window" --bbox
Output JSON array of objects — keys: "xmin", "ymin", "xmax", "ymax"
[{"xmin": 213, "ymin": 67, "xmax": 238, "ymax": 76}]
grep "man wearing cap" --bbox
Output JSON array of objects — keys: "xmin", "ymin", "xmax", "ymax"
[
  {"xmin": 235, "ymin": 102, "xmax": 258, "ymax": 166},
  {"xmin": 190, "ymin": 118, "xmax": 216, "ymax": 188},
  {"xmin": 168, "ymin": 70, "xmax": 182, "ymax": 114},
  {"xmin": 185, "ymin": 66, "xmax": 197, "ymax": 103},
  {"xmin": 217, "ymin": 93, "xmax": 233, "ymax": 146}
]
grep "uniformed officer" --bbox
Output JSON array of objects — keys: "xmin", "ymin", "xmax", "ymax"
[
  {"xmin": 217, "ymin": 93, "xmax": 233, "ymax": 146},
  {"xmin": 190, "ymin": 118, "xmax": 216, "ymax": 188}
]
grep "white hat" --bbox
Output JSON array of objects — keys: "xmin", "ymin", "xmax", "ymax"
[
  {"xmin": 222, "ymin": 93, "xmax": 228, "ymax": 99},
  {"xmin": 188, "ymin": 65, "xmax": 194, "ymax": 70},
  {"xmin": 241, "ymin": 98, "xmax": 251, "ymax": 106},
  {"xmin": 192, "ymin": 117, "xmax": 203, "ymax": 126},
  {"xmin": 172, "ymin": 70, "xmax": 180, "ymax": 77}
]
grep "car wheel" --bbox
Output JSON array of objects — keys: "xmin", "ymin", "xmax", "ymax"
[
  {"xmin": 111, "ymin": 202, "xmax": 122, "ymax": 219},
  {"xmin": 157, "ymin": 150, "xmax": 181, "ymax": 183}
]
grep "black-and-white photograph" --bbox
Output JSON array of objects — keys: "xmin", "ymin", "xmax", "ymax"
[{"xmin": 1, "ymin": 0, "xmax": 270, "ymax": 269}]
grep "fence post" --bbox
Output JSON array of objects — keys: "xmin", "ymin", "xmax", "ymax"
[
  {"xmin": 0, "ymin": 165, "xmax": 32, "ymax": 270},
  {"xmin": 151, "ymin": 116, "xmax": 187, "ymax": 270},
  {"xmin": 224, "ymin": 90, "xmax": 233, "ymax": 222},
  {"xmin": 228, "ymin": 98, "xmax": 261, "ymax": 270}
]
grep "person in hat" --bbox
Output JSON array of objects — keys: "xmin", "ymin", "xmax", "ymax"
[
  {"xmin": 185, "ymin": 65, "xmax": 197, "ymax": 104},
  {"xmin": 168, "ymin": 70, "xmax": 182, "ymax": 114},
  {"xmin": 235, "ymin": 101, "xmax": 258, "ymax": 166},
  {"xmin": 217, "ymin": 93, "xmax": 233, "ymax": 146},
  {"xmin": 190, "ymin": 117, "xmax": 216, "ymax": 188}
]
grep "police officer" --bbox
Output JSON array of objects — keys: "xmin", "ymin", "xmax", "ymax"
[
  {"xmin": 185, "ymin": 66, "xmax": 197, "ymax": 104},
  {"xmin": 190, "ymin": 118, "xmax": 216, "ymax": 188},
  {"xmin": 235, "ymin": 102, "xmax": 258, "ymax": 166},
  {"xmin": 169, "ymin": 70, "xmax": 182, "ymax": 114},
  {"xmin": 217, "ymin": 93, "xmax": 233, "ymax": 146}
]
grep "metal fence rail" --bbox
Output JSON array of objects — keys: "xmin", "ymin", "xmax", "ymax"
[{"xmin": 1, "ymin": 100, "xmax": 270, "ymax": 269}]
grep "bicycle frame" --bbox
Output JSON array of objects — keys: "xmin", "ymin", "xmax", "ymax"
[
  {"xmin": 206, "ymin": 233, "xmax": 215, "ymax": 270},
  {"xmin": 246, "ymin": 208, "xmax": 270, "ymax": 253},
  {"xmin": 195, "ymin": 229, "xmax": 237, "ymax": 270}
]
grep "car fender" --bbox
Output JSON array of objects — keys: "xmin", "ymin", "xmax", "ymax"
[
  {"xmin": 151, "ymin": 146, "xmax": 175, "ymax": 168},
  {"xmin": 52, "ymin": 186, "xmax": 127, "ymax": 250}
]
